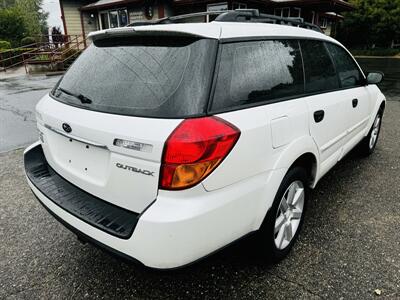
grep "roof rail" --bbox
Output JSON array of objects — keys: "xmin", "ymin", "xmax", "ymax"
[
  {"xmin": 127, "ymin": 11, "xmax": 227, "ymax": 27},
  {"xmin": 127, "ymin": 9, "xmax": 323, "ymax": 33}
]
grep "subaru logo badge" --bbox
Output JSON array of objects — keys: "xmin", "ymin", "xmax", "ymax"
[{"xmin": 62, "ymin": 123, "xmax": 72, "ymax": 133}]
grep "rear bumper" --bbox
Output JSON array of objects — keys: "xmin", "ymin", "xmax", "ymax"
[
  {"xmin": 24, "ymin": 142, "xmax": 286, "ymax": 269},
  {"xmin": 24, "ymin": 144, "xmax": 139, "ymax": 239}
]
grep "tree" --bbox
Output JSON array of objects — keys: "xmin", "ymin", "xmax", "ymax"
[
  {"xmin": 15, "ymin": 0, "xmax": 48, "ymax": 35},
  {"xmin": 0, "ymin": 6, "xmax": 28, "ymax": 46},
  {"xmin": 0, "ymin": 0, "xmax": 48, "ymax": 46},
  {"xmin": 337, "ymin": 0, "xmax": 400, "ymax": 48}
]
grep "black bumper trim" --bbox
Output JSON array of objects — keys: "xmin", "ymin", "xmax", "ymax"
[
  {"xmin": 24, "ymin": 144, "xmax": 139, "ymax": 239},
  {"xmin": 31, "ymin": 189, "xmax": 143, "ymax": 266}
]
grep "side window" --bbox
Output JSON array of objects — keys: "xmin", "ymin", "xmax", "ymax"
[
  {"xmin": 300, "ymin": 40, "xmax": 339, "ymax": 93},
  {"xmin": 211, "ymin": 40, "xmax": 304, "ymax": 111},
  {"xmin": 326, "ymin": 43, "xmax": 364, "ymax": 88}
]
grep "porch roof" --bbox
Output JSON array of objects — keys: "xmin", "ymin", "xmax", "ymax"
[
  {"xmin": 172, "ymin": 0, "xmax": 355, "ymax": 12},
  {"xmin": 269, "ymin": 0, "xmax": 354, "ymax": 12},
  {"xmin": 81, "ymin": 0, "xmax": 140, "ymax": 11}
]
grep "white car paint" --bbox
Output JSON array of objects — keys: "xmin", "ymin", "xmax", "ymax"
[{"xmin": 25, "ymin": 21, "xmax": 386, "ymax": 269}]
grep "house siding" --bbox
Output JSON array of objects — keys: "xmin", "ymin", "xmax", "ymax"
[
  {"xmin": 82, "ymin": 12, "xmax": 98, "ymax": 36},
  {"xmin": 62, "ymin": 0, "xmax": 83, "ymax": 36}
]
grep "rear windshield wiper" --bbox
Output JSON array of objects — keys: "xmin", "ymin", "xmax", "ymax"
[{"xmin": 55, "ymin": 87, "xmax": 92, "ymax": 104}]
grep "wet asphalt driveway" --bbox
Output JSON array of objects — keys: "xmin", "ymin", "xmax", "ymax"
[
  {"xmin": 0, "ymin": 75, "xmax": 60, "ymax": 153},
  {"xmin": 1, "ymin": 59, "xmax": 400, "ymax": 299}
]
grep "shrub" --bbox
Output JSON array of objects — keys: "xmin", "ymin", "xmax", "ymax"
[
  {"xmin": 0, "ymin": 40, "xmax": 11, "ymax": 50},
  {"xmin": 21, "ymin": 36, "xmax": 36, "ymax": 46}
]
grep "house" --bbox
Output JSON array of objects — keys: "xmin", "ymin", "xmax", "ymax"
[{"xmin": 59, "ymin": 0, "xmax": 354, "ymax": 41}]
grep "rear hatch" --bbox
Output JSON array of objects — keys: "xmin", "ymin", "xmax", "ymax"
[{"xmin": 36, "ymin": 33, "xmax": 217, "ymax": 213}]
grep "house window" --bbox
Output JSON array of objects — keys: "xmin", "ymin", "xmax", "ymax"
[
  {"xmin": 118, "ymin": 9, "xmax": 128, "ymax": 26},
  {"xmin": 311, "ymin": 11, "xmax": 315, "ymax": 24},
  {"xmin": 109, "ymin": 10, "xmax": 118, "ymax": 28},
  {"xmin": 320, "ymin": 17, "xmax": 328, "ymax": 28},
  {"xmin": 233, "ymin": 2, "xmax": 247, "ymax": 9},
  {"xmin": 206, "ymin": 2, "xmax": 228, "ymax": 22},
  {"xmin": 274, "ymin": 7, "xmax": 301, "ymax": 18},
  {"xmin": 100, "ymin": 12, "xmax": 109, "ymax": 29},
  {"xmin": 99, "ymin": 8, "xmax": 128, "ymax": 29},
  {"xmin": 274, "ymin": 8, "xmax": 282, "ymax": 17},
  {"xmin": 290, "ymin": 8, "xmax": 301, "ymax": 18},
  {"xmin": 282, "ymin": 8, "xmax": 290, "ymax": 17}
]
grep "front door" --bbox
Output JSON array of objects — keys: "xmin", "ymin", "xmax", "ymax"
[
  {"xmin": 300, "ymin": 40, "xmax": 347, "ymax": 176},
  {"xmin": 325, "ymin": 43, "xmax": 371, "ymax": 151}
]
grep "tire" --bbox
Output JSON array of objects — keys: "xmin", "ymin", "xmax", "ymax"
[
  {"xmin": 358, "ymin": 111, "xmax": 383, "ymax": 156},
  {"xmin": 257, "ymin": 167, "xmax": 308, "ymax": 263}
]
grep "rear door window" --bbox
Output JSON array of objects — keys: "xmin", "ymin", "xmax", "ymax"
[
  {"xmin": 51, "ymin": 36, "xmax": 218, "ymax": 118},
  {"xmin": 326, "ymin": 43, "xmax": 364, "ymax": 88},
  {"xmin": 211, "ymin": 40, "xmax": 304, "ymax": 111},
  {"xmin": 300, "ymin": 40, "xmax": 340, "ymax": 93}
]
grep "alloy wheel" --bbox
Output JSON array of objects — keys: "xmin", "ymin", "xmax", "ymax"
[
  {"xmin": 369, "ymin": 115, "xmax": 381, "ymax": 150},
  {"xmin": 274, "ymin": 180, "xmax": 305, "ymax": 250}
]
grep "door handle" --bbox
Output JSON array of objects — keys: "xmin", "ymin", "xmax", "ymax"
[
  {"xmin": 352, "ymin": 98, "xmax": 358, "ymax": 108},
  {"xmin": 314, "ymin": 110, "xmax": 325, "ymax": 123}
]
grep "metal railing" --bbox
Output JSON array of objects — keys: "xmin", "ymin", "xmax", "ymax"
[{"xmin": 0, "ymin": 35, "xmax": 88, "ymax": 73}]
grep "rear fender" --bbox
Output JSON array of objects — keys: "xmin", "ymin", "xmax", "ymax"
[{"xmin": 272, "ymin": 135, "xmax": 320, "ymax": 188}]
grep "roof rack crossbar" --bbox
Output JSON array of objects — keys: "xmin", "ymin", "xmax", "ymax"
[{"xmin": 127, "ymin": 9, "xmax": 323, "ymax": 33}]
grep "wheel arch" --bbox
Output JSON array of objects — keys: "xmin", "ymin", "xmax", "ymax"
[
  {"xmin": 272, "ymin": 136, "xmax": 320, "ymax": 188},
  {"xmin": 379, "ymin": 100, "xmax": 386, "ymax": 114},
  {"xmin": 365, "ymin": 92, "xmax": 386, "ymax": 137},
  {"xmin": 288, "ymin": 153, "xmax": 318, "ymax": 187}
]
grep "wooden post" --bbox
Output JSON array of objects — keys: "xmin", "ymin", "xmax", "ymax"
[
  {"xmin": 23, "ymin": 53, "xmax": 27, "ymax": 74},
  {"xmin": 80, "ymin": 11, "xmax": 87, "ymax": 48}
]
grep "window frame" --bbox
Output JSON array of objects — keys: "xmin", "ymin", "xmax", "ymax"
[
  {"xmin": 98, "ymin": 8, "xmax": 129, "ymax": 30},
  {"xmin": 207, "ymin": 37, "xmax": 367, "ymax": 115},
  {"xmin": 291, "ymin": 7, "xmax": 301, "ymax": 18},
  {"xmin": 319, "ymin": 17, "xmax": 328, "ymax": 29},
  {"xmin": 206, "ymin": 2, "xmax": 228, "ymax": 22},
  {"xmin": 232, "ymin": 2, "xmax": 247, "ymax": 9},
  {"xmin": 274, "ymin": 7, "xmax": 301, "ymax": 18}
]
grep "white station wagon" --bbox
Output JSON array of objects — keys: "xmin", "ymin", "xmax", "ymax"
[{"xmin": 24, "ymin": 10, "xmax": 385, "ymax": 269}]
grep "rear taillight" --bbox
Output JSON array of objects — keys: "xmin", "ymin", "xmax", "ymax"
[{"xmin": 160, "ymin": 116, "xmax": 240, "ymax": 190}]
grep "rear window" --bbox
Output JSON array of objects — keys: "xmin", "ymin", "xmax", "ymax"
[
  {"xmin": 211, "ymin": 40, "xmax": 304, "ymax": 111},
  {"xmin": 300, "ymin": 40, "xmax": 340, "ymax": 93},
  {"xmin": 51, "ymin": 36, "xmax": 217, "ymax": 118}
]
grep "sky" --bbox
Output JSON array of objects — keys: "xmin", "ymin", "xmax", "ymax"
[{"xmin": 42, "ymin": 0, "xmax": 64, "ymax": 32}]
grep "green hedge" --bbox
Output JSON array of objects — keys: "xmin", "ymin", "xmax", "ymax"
[
  {"xmin": 0, "ymin": 40, "xmax": 11, "ymax": 49},
  {"xmin": 21, "ymin": 37, "xmax": 36, "ymax": 46},
  {"xmin": 351, "ymin": 48, "xmax": 400, "ymax": 57}
]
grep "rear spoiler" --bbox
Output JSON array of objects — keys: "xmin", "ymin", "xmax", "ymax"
[{"xmin": 88, "ymin": 27, "xmax": 218, "ymax": 42}]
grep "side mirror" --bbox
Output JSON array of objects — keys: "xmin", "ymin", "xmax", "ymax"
[{"xmin": 366, "ymin": 72, "xmax": 384, "ymax": 85}]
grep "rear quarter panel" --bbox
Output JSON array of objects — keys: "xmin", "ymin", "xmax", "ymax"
[{"xmin": 202, "ymin": 98, "xmax": 318, "ymax": 191}]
